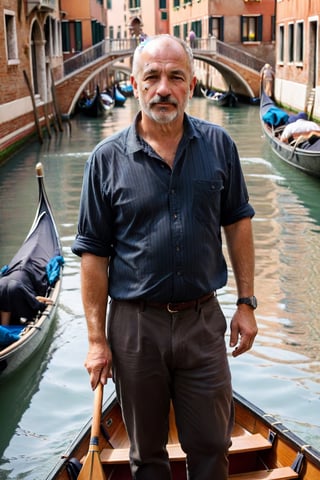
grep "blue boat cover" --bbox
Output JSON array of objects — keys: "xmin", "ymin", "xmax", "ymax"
[
  {"xmin": 46, "ymin": 255, "xmax": 64, "ymax": 286},
  {"xmin": 262, "ymin": 107, "xmax": 289, "ymax": 127},
  {"xmin": 0, "ymin": 325, "xmax": 24, "ymax": 348}
]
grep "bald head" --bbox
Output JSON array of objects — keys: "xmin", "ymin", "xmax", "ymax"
[{"xmin": 132, "ymin": 35, "xmax": 195, "ymax": 79}]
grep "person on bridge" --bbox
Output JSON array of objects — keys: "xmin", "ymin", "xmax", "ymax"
[
  {"xmin": 189, "ymin": 29, "xmax": 196, "ymax": 48},
  {"xmin": 72, "ymin": 34, "xmax": 257, "ymax": 480},
  {"xmin": 260, "ymin": 63, "xmax": 274, "ymax": 98}
]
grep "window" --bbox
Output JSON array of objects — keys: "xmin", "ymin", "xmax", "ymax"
[
  {"xmin": 173, "ymin": 25, "xmax": 180, "ymax": 38},
  {"xmin": 241, "ymin": 15, "xmax": 262, "ymax": 42},
  {"xmin": 278, "ymin": 24, "xmax": 284, "ymax": 63},
  {"xmin": 91, "ymin": 20, "xmax": 104, "ymax": 44},
  {"xmin": 183, "ymin": 22, "xmax": 188, "ymax": 40},
  {"xmin": 62, "ymin": 21, "xmax": 83, "ymax": 53},
  {"xmin": 129, "ymin": 0, "xmax": 140, "ymax": 7},
  {"xmin": 288, "ymin": 22, "xmax": 294, "ymax": 62},
  {"xmin": 74, "ymin": 21, "xmax": 82, "ymax": 52},
  {"xmin": 61, "ymin": 20, "xmax": 70, "ymax": 52},
  {"xmin": 191, "ymin": 20, "xmax": 202, "ymax": 39},
  {"xmin": 159, "ymin": 0, "xmax": 166, "ymax": 8},
  {"xmin": 4, "ymin": 10, "xmax": 18, "ymax": 63},
  {"xmin": 107, "ymin": 0, "xmax": 112, "ymax": 8},
  {"xmin": 209, "ymin": 16, "xmax": 224, "ymax": 41},
  {"xmin": 173, "ymin": 0, "xmax": 180, "ymax": 6},
  {"xmin": 296, "ymin": 21, "xmax": 304, "ymax": 63},
  {"xmin": 161, "ymin": 12, "xmax": 168, "ymax": 20}
]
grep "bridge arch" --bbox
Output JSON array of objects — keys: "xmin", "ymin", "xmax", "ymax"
[
  {"xmin": 194, "ymin": 53, "xmax": 256, "ymax": 98},
  {"xmin": 70, "ymin": 55, "xmax": 132, "ymax": 114},
  {"xmin": 55, "ymin": 41, "xmax": 261, "ymax": 115}
]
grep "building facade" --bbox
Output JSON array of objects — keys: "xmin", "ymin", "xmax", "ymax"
[
  {"xmin": 275, "ymin": 0, "xmax": 320, "ymax": 119},
  {"xmin": 0, "ymin": 0, "xmax": 110, "ymax": 161},
  {"xmin": 1, "ymin": 0, "xmax": 279, "ymax": 160},
  {"xmin": 170, "ymin": 0, "xmax": 276, "ymax": 62},
  {"xmin": 0, "ymin": 0, "xmax": 63, "ymax": 159},
  {"xmin": 60, "ymin": 0, "xmax": 107, "ymax": 60},
  {"xmin": 169, "ymin": 0, "xmax": 275, "ymax": 93}
]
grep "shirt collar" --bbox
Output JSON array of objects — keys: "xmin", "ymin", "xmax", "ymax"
[{"xmin": 126, "ymin": 112, "xmax": 200, "ymax": 155}]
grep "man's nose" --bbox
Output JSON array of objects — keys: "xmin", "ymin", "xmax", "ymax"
[{"xmin": 156, "ymin": 76, "xmax": 171, "ymax": 96}]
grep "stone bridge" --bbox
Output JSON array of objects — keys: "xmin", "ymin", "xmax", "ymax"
[{"xmin": 53, "ymin": 38, "xmax": 264, "ymax": 116}]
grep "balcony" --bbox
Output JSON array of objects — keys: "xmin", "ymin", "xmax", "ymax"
[
  {"xmin": 27, "ymin": 0, "xmax": 56, "ymax": 15},
  {"xmin": 128, "ymin": 7, "xmax": 141, "ymax": 16}
]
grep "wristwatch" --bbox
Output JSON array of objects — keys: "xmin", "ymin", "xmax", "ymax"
[{"xmin": 236, "ymin": 296, "xmax": 257, "ymax": 310}]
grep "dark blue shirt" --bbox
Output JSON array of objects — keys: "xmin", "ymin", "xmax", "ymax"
[{"xmin": 72, "ymin": 113, "xmax": 254, "ymax": 302}]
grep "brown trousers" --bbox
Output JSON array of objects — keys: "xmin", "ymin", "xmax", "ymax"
[{"xmin": 107, "ymin": 296, "xmax": 234, "ymax": 480}]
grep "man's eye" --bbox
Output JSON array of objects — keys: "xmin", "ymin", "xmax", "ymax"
[{"xmin": 144, "ymin": 74, "xmax": 158, "ymax": 81}]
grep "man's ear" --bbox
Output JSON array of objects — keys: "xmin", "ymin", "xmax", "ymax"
[
  {"xmin": 189, "ymin": 76, "xmax": 197, "ymax": 99},
  {"xmin": 131, "ymin": 75, "xmax": 139, "ymax": 99}
]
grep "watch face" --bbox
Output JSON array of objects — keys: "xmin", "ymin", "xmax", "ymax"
[
  {"xmin": 237, "ymin": 296, "xmax": 257, "ymax": 309},
  {"xmin": 251, "ymin": 296, "xmax": 257, "ymax": 309}
]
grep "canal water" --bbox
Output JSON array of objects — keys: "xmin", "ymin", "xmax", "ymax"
[{"xmin": 0, "ymin": 96, "xmax": 320, "ymax": 479}]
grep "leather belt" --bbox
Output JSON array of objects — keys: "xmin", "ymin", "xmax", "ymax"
[{"xmin": 143, "ymin": 291, "xmax": 216, "ymax": 313}]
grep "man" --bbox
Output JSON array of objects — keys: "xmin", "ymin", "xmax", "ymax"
[
  {"xmin": 72, "ymin": 34, "xmax": 258, "ymax": 480},
  {"xmin": 260, "ymin": 63, "xmax": 274, "ymax": 98},
  {"xmin": 189, "ymin": 29, "xmax": 196, "ymax": 48}
]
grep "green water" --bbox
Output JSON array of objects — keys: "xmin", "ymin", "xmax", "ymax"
[{"xmin": 0, "ymin": 97, "xmax": 319, "ymax": 479}]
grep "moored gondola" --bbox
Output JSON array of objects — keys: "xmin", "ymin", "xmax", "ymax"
[
  {"xmin": 77, "ymin": 86, "xmax": 107, "ymax": 118},
  {"xmin": 201, "ymin": 86, "xmax": 238, "ymax": 107},
  {"xmin": 0, "ymin": 163, "xmax": 63, "ymax": 381},
  {"xmin": 260, "ymin": 89, "xmax": 320, "ymax": 177}
]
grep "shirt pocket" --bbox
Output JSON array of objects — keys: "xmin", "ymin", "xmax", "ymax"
[{"xmin": 192, "ymin": 180, "xmax": 224, "ymax": 225}]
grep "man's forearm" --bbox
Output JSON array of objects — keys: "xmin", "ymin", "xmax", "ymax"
[
  {"xmin": 80, "ymin": 253, "xmax": 109, "ymax": 344},
  {"xmin": 224, "ymin": 217, "xmax": 255, "ymax": 297}
]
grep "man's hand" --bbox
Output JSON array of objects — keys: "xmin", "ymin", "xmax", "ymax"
[
  {"xmin": 230, "ymin": 306, "xmax": 258, "ymax": 357},
  {"xmin": 85, "ymin": 341, "xmax": 113, "ymax": 390}
]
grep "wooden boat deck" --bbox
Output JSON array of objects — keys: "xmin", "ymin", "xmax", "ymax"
[
  {"xmin": 48, "ymin": 391, "xmax": 320, "ymax": 480},
  {"xmin": 94, "ymin": 401, "xmax": 299, "ymax": 480}
]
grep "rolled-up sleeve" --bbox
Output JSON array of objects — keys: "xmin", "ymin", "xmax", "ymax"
[
  {"xmin": 220, "ymin": 142, "xmax": 255, "ymax": 226},
  {"xmin": 72, "ymin": 151, "xmax": 113, "ymax": 258}
]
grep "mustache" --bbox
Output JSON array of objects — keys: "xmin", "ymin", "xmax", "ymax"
[{"xmin": 149, "ymin": 95, "xmax": 178, "ymax": 106}]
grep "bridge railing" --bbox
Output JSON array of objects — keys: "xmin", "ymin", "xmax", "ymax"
[
  {"xmin": 193, "ymin": 37, "xmax": 265, "ymax": 72},
  {"xmin": 63, "ymin": 36, "xmax": 265, "ymax": 77},
  {"xmin": 63, "ymin": 38, "xmax": 137, "ymax": 76}
]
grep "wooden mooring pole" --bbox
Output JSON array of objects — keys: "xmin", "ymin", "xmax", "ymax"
[
  {"xmin": 23, "ymin": 69, "xmax": 43, "ymax": 144},
  {"xmin": 50, "ymin": 69, "xmax": 64, "ymax": 132}
]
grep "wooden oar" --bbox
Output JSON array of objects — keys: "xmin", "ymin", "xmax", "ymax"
[{"xmin": 78, "ymin": 382, "xmax": 106, "ymax": 480}]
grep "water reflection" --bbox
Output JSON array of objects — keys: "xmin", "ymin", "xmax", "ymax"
[{"xmin": 0, "ymin": 97, "xmax": 320, "ymax": 479}]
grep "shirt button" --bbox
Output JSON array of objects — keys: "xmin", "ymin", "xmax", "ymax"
[
  {"xmin": 173, "ymin": 214, "xmax": 177, "ymax": 220},
  {"xmin": 177, "ymin": 271, "xmax": 181, "ymax": 276},
  {"xmin": 176, "ymin": 246, "xmax": 180, "ymax": 252}
]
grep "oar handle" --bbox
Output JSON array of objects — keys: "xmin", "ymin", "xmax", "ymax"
[
  {"xmin": 91, "ymin": 382, "xmax": 104, "ymax": 440},
  {"xmin": 36, "ymin": 162, "xmax": 44, "ymax": 178}
]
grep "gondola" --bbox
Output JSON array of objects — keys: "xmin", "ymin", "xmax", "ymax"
[
  {"xmin": 47, "ymin": 389, "xmax": 320, "ymax": 480},
  {"xmin": 260, "ymin": 89, "xmax": 320, "ymax": 178},
  {"xmin": 201, "ymin": 86, "xmax": 238, "ymax": 107},
  {"xmin": 100, "ymin": 92, "xmax": 115, "ymax": 114},
  {"xmin": 0, "ymin": 163, "xmax": 63, "ymax": 381},
  {"xmin": 77, "ymin": 86, "xmax": 107, "ymax": 118},
  {"xmin": 117, "ymin": 82, "xmax": 134, "ymax": 98},
  {"xmin": 113, "ymin": 86, "xmax": 127, "ymax": 107}
]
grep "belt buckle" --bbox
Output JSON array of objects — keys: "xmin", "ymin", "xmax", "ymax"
[{"xmin": 167, "ymin": 303, "xmax": 178, "ymax": 313}]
